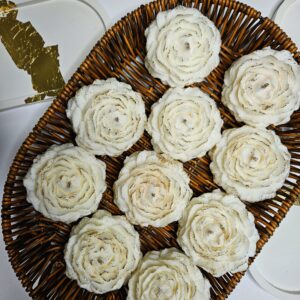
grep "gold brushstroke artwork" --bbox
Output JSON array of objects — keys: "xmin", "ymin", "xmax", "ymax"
[{"xmin": 0, "ymin": 0, "xmax": 65, "ymax": 103}]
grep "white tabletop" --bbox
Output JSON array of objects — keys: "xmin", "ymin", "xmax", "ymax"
[{"xmin": 0, "ymin": 0, "xmax": 290, "ymax": 299}]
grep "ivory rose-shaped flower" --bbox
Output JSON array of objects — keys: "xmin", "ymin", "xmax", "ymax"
[
  {"xmin": 64, "ymin": 210, "xmax": 141, "ymax": 294},
  {"xmin": 127, "ymin": 248, "xmax": 211, "ymax": 300},
  {"xmin": 222, "ymin": 48, "xmax": 300, "ymax": 128},
  {"xmin": 177, "ymin": 190, "xmax": 259, "ymax": 277},
  {"xmin": 209, "ymin": 126, "xmax": 290, "ymax": 202},
  {"xmin": 145, "ymin": 6, "xmax": 221, "ymax": 87},
  {"xmin": 66, "ymin": 78, "xmax": 146, "ymax": 156},
  {"xmin": 24, "ymin": 144, "xmax": 106, "ymax": 223},
  {"xmin": 113, "ymin": 151, "xmax": 192, "ymax": 227},
  {"xmin": 147, "ymin": 87, "xmax": 223, "ymax": 162}
]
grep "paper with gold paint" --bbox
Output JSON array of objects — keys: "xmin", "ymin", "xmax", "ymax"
[{"xmin": 0, "ymin": 0, "xmax": 65, "ymax": 103}]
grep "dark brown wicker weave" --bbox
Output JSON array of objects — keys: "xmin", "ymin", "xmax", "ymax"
[{"xmin": 2, "ymin": 0, "xmax": 300, "ymax": 299}]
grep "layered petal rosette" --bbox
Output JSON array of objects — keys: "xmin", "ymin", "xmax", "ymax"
[
  {"xmin": 209, "ymin": 126, "xmax": 291, "ymax": 202},
  {"xmin": 113, "ymin": 151, "xmax": 192, "ymax": 227},
  {"xmin": 222, "ymin": 48, "xmax": 300, "ymax": 128},
  {"xmin": 147, "ymin": 87, "xmax": 223, "ymax": 162},
  {"xmin": 66, "ymin": 78, "xmax": 146, "ymax": 156},
  {"xmin": 24, "ymin": 144, "xmax": 106, "ymax": 223},
  {"xmin": 64, "ymin": 210, "xmax": 142, "ymax": 294},
  {"xmin": 177, "ymin": 190, "xmax": 259, "ymax": 277},
  {"xmin": 127, "ymin": 248, "xmax": 211, "ymax": 300},
  {"xmin": 145, "ymin": 6, "xmax": 221, "ymax": 87}
]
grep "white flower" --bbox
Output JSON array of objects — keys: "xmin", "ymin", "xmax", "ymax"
[
  {"xmin": 145, "ymin": 6, "xmax": 221, "ymax": 87},
  {"xmin": 66, "ymin": 78, "xmax": 146, "ymax": 156},
  {"xmin": 24, "ymin": 144, "xmax": 106, "ymax": 224},
  {"xmin": 222, "ymin": 48, "xmax": 300, "ymax": 128},
  {"xmin": 177, "ymin": 190, "xmax": 259, "ymax": 277},
  {"xmin": 147, "ymin": 87, "xmax": 223, "ymax": 162},
  {"xmin": 64, "ymin": 210, "xmax": 142, "ymax": 294},
  {"xmin": 209, "ymin": 126, "xmax": 291, "ymax": 202},
  {"xmin": 113, "ymin": 151, "xmax": 192, "ymax": 227},
  {"xmin": 127, "ymin": 248, "xmax": 211, "ymax": 300}
]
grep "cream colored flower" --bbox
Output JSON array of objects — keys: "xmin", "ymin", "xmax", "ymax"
[
  {"xmin": 145, "ymin": 6, "xmax": 221, "ymax": 87},
  {"xmin": 147, "ymin": 87, "xmax": 223, "ymax": 162},
  {"xmin": 65, "ymin": 210, "xmax": 141, "ymax": 294},
  {"xmin": 178, "ymin": 190, "xmax": 259, "ymax": 277},
  {"xmin": 113, "ymin": 151, "xmax": 192, "ymax": 227},
  {"xmin": 66, "ymin": 78, "xmax": 146, "ymax": 156},
  {"xmin": 24, "ymin": 144, "xmax": 106, "ymax": 224},
  {"xmin": 210, "ymin": 126, "xmax": 290, "ymax": 202},
  {"xmin": 222, "ymin": 48, "xmax": 300, "ymax": 128},
  {"xmin": 127, "ymin": 248, "xmax": 211, "ymax": 300}
]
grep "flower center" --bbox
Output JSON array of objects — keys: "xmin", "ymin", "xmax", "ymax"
[{"xmin": 185, "ymin": 42, "xmax": 190, "ymax": 50}]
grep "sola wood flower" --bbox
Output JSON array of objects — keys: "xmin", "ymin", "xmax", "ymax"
[
  {"xmin": 64, "ymin": 210, "xmax": 142, "ymax": 294},
  {"xmin": 66, "ymin": 78, "xmax": 146, "ymax": 156},
  {"xmin": 127, "ymin": 248, "xmax": 211, "ymax": 300},
  {"xmin": 145, "ymin": 6, "xmax": 221, "ymax": 87},
  {"xmin": 177, "ymin": 190, "xmax": 259, "ymax": 277},
  {"xmin": 222, "ymin": 48, "xmax": 300, "ymax": 128},
  {"xmin": 24, "ymin": 144, "xmax": 106, "ymax": 224},
  {"xmin": 210, "ymin": 126, "xmax": 290, "ymax": 202},
  {"xmin": 113, "ymin": 151, "xmax": 192, "ymax": 227},
  {"xmin": 147, "ymin": 87, "xmax": 223, "ymax": 162}
]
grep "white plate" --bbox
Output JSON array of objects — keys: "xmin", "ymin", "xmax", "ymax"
[
  {"xmin": 273, "ymin": 0, "xmax": 300, "ymax": 48},
  {"xmin": 250, "ymin": 205, "xmax": 300, "ymax": 299}
]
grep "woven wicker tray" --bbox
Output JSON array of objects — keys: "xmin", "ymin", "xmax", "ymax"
[{"xmin": 2, "ymin": 0, "xmax": 300, "ymax": 299}]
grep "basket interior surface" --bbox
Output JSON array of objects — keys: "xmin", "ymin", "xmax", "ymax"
[{"xmin": 2, "ymin": 0, "xmax": 300, "ymax": 299}]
